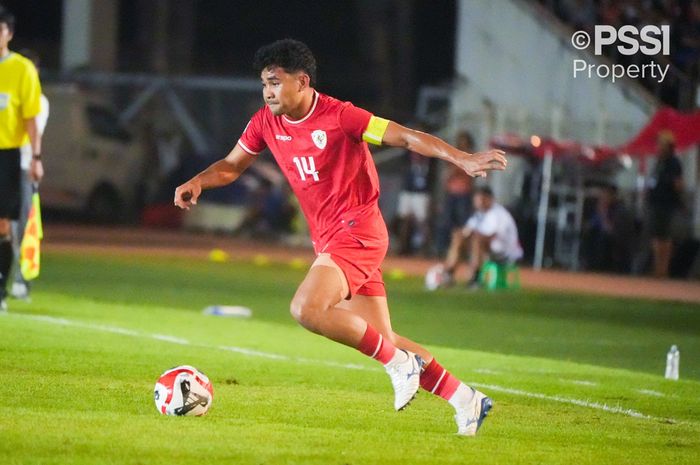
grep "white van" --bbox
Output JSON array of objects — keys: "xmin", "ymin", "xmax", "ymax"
[{"xmin": 40, "ymin": 83, "xmax": 143, "ymax": 223}]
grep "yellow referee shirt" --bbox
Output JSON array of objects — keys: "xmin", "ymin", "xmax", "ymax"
[{"xmin": 0, "ymin": 52, "xmax": 41, "ymax": 149}]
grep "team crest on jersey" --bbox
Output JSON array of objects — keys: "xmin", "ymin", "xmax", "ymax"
[{"xmin": 311, "ymin": 130, "xmax": 327, "ymax": 149}]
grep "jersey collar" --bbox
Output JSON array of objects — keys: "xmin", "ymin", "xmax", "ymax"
[
  {"xmin": 0, "ymin": 52, "xmax": 14, "ymax": 65},
  {"xmin": 282, "ymin": 91, "xmax": 319, "ymax": 125}
]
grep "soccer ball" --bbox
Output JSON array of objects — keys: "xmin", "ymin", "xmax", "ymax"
[
  {"xmin": 154, "ymin": 365, "xmax": 214, "ymax": 416},
  {"xmin": 424, "ymin": 263, "xmax": 447, "ymax": 291}
]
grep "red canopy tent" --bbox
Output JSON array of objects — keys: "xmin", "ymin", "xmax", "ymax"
[
  {"xmin": 622, "ymin": 107, "xmax": 700, "ymax": 156},
  {"xmin": 491, "ymin": 133, "xmax": 619, "ymax": 165}
]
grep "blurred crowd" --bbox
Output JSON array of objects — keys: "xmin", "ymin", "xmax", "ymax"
[
  {"xmin": 538, "ymin": 0, "xmax": 700, "ymax": 107},
  {"xmin": 238, "ymin": 124, "xmax": 694, "ymax": 280},
  {"xmin": 387, "ymin": 126, "xmax": 695, "ymax": 280}
]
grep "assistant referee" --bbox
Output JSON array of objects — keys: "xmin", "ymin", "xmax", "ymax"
[{"xmin": 0, "ymin": 7, "xmax": 43, "ymax": 311}]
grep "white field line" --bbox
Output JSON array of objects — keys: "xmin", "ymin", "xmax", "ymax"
[
  {"xmin": 5, "ymin": 313, "xmax": 682, "ymax": 423},
  {"xmin": 471, "ymin": 382, "xmax": 660, "ymax": 421},
  {"xmin": 559, "ymin": 379, "xmax": 599, "ymax": 387},
  {"xmin": 473, "ymin": 368, "xmax": 502, "ymax": 375},
  {"xmin": 151, "ymin": 334, "xmax": 190, "ymax": 345},
  {"xmin": 637, "ymin": 389, "xmax": 666, "ymax": 397},
  {"xmin": 217, "ymin": 345, "xmax": 289, "ymax": 361}
]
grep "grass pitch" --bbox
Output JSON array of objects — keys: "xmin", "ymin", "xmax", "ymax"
[{"xmin": 0, "ymin": 250, "xmax": 698, "ymax": 464}]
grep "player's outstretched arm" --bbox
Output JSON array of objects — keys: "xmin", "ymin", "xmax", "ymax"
[
  {"xmin": 174, "ymin": 144, "xmax": 256, "ymax": 210},
  {"xmin": 381, "ymin": 121, "xmax": 507, "ymax": 178}
]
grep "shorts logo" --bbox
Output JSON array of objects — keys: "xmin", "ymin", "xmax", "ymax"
[
  {"xmin": 0, "ymin": 93, "xmax": 9, "ymax": 110},
  {"xmin": 311, "ymin": 130, "xmax": 327, "ymax": 150},
  {"xmin": 275, "ymin": 134, "xmax": 292, "ymax": 141}
]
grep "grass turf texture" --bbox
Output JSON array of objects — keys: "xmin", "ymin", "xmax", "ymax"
[{"xmin": 0, "ymin": 251, "xmax": 698, "ymax": 464}]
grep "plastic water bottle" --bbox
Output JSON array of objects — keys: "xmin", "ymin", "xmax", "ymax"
[{"xmin": 665, "ymin": 345, "xmax": 679, "ymax": 380}]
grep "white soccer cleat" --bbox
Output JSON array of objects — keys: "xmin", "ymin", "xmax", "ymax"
[
  {"xmin": 10, "ymin": 282, "xmax": 29, "ymax": 301},
  {"xmin": 384, "ymin": 350, "xmax": 422, "ymax": 411},
  {"xmin": 453, "ymin": 387, "xmax": 493, "ymax": 436}
]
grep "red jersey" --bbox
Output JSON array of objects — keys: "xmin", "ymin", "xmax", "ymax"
[{"xmin": 238, "ymin": 91, "xmax": 388, "ymax": 249}]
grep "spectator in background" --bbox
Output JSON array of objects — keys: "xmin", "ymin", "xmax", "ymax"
[
  {"xmin": 442, "ymin": 186, "xmax": 522, "ymax": 288},
  {"xmin": 598, "ymin": 0, "xmax": 623, "ymax": 27},
  {"xmin": 671, "ymin": 1, "xmax": 700, "ymax": 79},
  {"xmin": 648, "ymin": 131, "xmax": 684, "ymax": 278},
  {"xmin": 10, "ymin": 49, "xmax": 49, "ymax": 300},
  {"xmin": 582, "ymin": 184, "xmax": 635, "ymax": 273},
  {"xmin": 557, "ymin": 0, "xmax": 596, "ymax": 30},
  {"xmin": 394, "ymin": 123, "xmax": 437, "ymax": 255},
  {"xmin": 234, "ymin": 178, "xmax": 296, "ymax": 240},
  {"xmin": 435, "ymin": 130, "xmax": 475, "ymax": 256}
]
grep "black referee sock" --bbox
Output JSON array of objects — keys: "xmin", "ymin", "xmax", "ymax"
[{"xmin": 0, "ymin": 237, "xmax": 13, "ymax": 299}]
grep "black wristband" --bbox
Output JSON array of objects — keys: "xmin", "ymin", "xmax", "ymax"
[{"xmin": 32, "ymin": 154, "xmax": 41, "ymax": 160}]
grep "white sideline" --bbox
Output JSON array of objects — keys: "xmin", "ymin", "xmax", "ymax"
[
  {"xmin": 6, "ymin": 312, "xmax": 680, "ymax": 423},
  {"xmin": 559, "ymin": 379, "xmax": 599, "ymax": 387},
  {"xmin": 472, "ymin": 383, "xmax": 654, "ymax": 420}
]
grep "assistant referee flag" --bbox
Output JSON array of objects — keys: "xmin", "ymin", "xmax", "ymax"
[{"xmin": 20, "ymin": 187, "xmax": 43, "ymax": 281}]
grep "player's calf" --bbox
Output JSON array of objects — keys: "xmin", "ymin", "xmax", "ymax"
[
  {"xmin": 420, "ymin": 358, "xmax": 492, "ymax": 435},
  {"xmin": 358, "ymin": 325, "xmax": 421, "ymax": 410}
]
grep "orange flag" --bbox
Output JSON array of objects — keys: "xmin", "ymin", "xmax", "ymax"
[{"xmin": 20, "ymin": 189, "xmax": 43, "ymax": 281}]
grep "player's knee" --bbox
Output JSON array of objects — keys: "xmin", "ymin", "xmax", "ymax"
[
  {"xmin": 289, "ymin": 298, "xmax": 304, "ymax": 323},
  {"xmin": 289, "ymin": 294, "xmax": 324, "ymax": 331}
]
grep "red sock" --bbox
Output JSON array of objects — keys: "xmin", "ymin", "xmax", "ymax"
[
  {"xmin": 419, "ymin": 358, "xmax": 461, "ymax": 400},
  {"xmin": 357, "ymin": 324, "xmax": 396, "ymax": 365}
]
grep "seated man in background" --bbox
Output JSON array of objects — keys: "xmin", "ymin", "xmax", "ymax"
[{"xmin": 442, "ymin": 186, "xmax": 522, "ymax": 287}]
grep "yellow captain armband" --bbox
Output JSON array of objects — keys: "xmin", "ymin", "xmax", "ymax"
[{"xmin": 362, "ymin": 116, "xmax": 390, "ymax": 145}]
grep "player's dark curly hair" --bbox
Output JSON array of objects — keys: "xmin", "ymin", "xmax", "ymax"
[
  {"xmin": 0, "ymin": 6, "xmax": 16, "ymax": 33},
  {"xmin": 253, "ymin": 39, "xmax": 317, "ymax": 86}
]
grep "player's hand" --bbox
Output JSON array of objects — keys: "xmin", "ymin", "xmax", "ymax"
[
  {"xmin": 174, "ymin": 180, "xmax": 202, "ymax": 210},
  {"xmin": 30, "ymin": 158, "xmax": 44, "ymax": 183},
  {"xmin": 456, "ymin": 149, "xmax": 507, "ymax": 178}
]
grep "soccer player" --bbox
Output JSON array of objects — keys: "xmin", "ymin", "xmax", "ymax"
[
  {"xmin": 174, "ymin": 39, "xmax": 506, "ymax": 436},
  {"xmin": 0, "ymin": 8, "xmax": 44, "ymax": 311}
]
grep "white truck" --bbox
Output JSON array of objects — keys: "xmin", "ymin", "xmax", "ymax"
[{"xmin": 40, "ymin": 83, "xmax": 144, "ymax": 223}]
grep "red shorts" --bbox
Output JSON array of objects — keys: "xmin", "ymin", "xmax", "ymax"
[{"xmin": 315, "ymin": 214, "xmax": 389, "ymax": 299}]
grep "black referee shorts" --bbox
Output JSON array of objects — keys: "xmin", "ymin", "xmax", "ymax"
[{"xmin": 0, "ymin": 148, "xmax": 21, "ymax": 220}]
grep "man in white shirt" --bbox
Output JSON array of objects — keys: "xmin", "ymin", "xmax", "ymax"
[
  {"xmin": 11, "ymin": 49, "xmax": 48, "ymax": 300},
  {"xmin": 442, "ymin": 186, "xmax": 522, "ymax": 287}
]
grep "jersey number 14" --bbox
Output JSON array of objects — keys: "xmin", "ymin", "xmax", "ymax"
[{"xmin": 292, "ymin": 156, "xmax": 319, "ymax": 182}]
